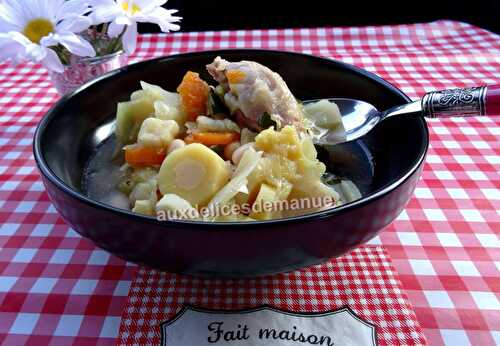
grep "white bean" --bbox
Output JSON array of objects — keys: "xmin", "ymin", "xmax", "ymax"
[
  {"xmin": 224, "ymin": 141, "xmax": 240, "ymax": 161},
  {"xmin": 167, "ymin": 139, "xmax": 186, "ymax": 155},
  {"xmin": 232, "ymin": 142, "xmax": 255, "ymax": 165}
]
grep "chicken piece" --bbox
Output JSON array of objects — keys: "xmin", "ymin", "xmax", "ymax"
[{"xmin": 206, "ymin": 57, "xmax": 304, "ymax": 131}]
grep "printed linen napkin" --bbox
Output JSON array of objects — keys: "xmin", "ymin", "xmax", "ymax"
[{"xmin": 117, "ymin": 246, "xmax": 426, "ymax": 346}]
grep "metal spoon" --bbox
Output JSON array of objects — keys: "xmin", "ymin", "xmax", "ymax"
[{"xmin": 309, "ymin": 85, "xmax": 500, "ymax": 145}]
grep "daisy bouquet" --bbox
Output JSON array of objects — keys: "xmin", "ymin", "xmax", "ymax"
[{"xmin": 0, "ymin": 0, "xmax": 181, "ymax": 73}]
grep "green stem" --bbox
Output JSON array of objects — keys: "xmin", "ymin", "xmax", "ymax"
[
  {"xmin": 100, "ymin": 23, "xmax": 109, "ymax": 36},
  {"xmin": 107, "ymin": 27, "xmax": 126, "ymax": 54},
  {"xmin": 52, "ymin": 45, "xmax": 70, "ymax": 65}
]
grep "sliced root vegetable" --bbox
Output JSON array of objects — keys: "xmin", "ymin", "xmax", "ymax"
[
  {"xmin": 156, "ymin": 194, "xmax": 200, "ymax": 220},
  {"xmin": 191, "ymin": 131, "xmax": 240, "ymax": 146},
  {"xmin": 157, "ymin": 143, "xmax": 230, "ymax": 206},
  {"xmin": 176, "ymin": 71, "xmax": 209, "ymax": 121},
  {"xmin": 125, "ymin": 145, "xmax": 166, "ymax": 167}
]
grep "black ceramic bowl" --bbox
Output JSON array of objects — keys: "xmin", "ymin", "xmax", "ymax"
[{"xmin": 34, "ymin": 50, "xmax": 428, "ymax": 277}]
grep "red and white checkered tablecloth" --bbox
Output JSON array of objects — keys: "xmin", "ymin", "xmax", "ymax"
[
  {"xmin": 0, "ymin": 20, "xmax": 498, "ymax": 345},
  {"xmin": 118, "ymin": 246, "xmax": 427, "ymax": 346}
]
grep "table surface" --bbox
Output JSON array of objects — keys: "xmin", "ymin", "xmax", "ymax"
[{"xmin": 0, "ymin": 20, "xmax": 498, "ymax": 345}]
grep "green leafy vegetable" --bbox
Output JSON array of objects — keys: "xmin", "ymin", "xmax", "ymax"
[
  {"xmin": 208, "ymin": 88, "xmax": 229, "ymax": 117},
  {"xmin": 258, "ymin": 112, "xmax": 277, "ymax": 129}
]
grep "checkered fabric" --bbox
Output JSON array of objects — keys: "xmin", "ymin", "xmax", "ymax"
[
  {"xmin": 118, "ymin": 246, "xmax": 427, "ymax": 346},
  {"xmin": 0, "ymin": 20, "xmax": 498, "ymax": 345}
]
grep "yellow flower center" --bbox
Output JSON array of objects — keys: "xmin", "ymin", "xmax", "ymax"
[
  {"xmin": 23, "ymin": 18, "xmax": 54, "ymax": 44},
  {"xmin": 121, "ymin": 2, "xmax": 141, "ymax": 15}
]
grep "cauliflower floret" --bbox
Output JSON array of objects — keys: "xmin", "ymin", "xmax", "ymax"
[{"xmin": 137, "ymin": 118, "xmax": 179, "ymax": 149}]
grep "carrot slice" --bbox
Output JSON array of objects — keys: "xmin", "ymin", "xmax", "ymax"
[
  {"xmin": 226, "ymin": 70, "xmax": 246, "ymax": 84},
  {"xmin": 176, "ymin": 71, "xmax": 210, "ymax": 121},
  {"xmin": 125, "ymin": 145, "xmax": 166, "ymax": 166},
  {"xmin": 191, "ymin": 132, "xmax": 240, "ymax": 146}
]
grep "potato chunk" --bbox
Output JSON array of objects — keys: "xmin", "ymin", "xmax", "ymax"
[
  {"xmin": 254, "ymin": 125, "xmax": 326, "ymax": 185},
  {"xmin": 157, "ymin": 144, "xmax": 230, "ymax": 206},
  {"xmin": 250, "ymin": 183, "xmax": 277, "ymax": 220}
]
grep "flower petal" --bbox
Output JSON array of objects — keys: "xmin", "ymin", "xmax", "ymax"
[
  {"xmin": 8, "ymin": 31, "xmax": 33, "ymax": 47},
  {"xmin": 122, "ymin": 22, "xmax": 137, "ymax": 54},
  {"xmin": 0, "ymin": 1, "xmax": 26, "ymax": 30},
  {"xmin": 51, "ymin": 32, "xmax": 96, "ymax": 57},
  {"xmin": 0, "ymin": 16, "xmax": 17, "ymax": 32},
  {"xmin": 89, "ymin": 0, "xmax": 116, "ymax": 7},
  {"xmin": 115, "ymin": 16, "xmax": 133, "ymax": 26},
  {"xmin": 108, "ymin": 19, "xmax": 125, "ymax": 38},
  {"xmin": 138, "ymin": 7, "xmax": 181, "ymax": 32},
  {"xmin": 25, "ymin": 42, "xmax": 47, "ymax": 62},
  {"xmin": 0, "ymin": 33, "xmax": 25, "ymax": 62},
  {"xmin": 41, "ymin": 47, "xmax": 64, "ymax": 72},
  {"xmin": 56, "ymin": 15, "xmax": 92, "ymax": 33},
  {"xmin": 134, "ymin": 0, "xmax": 166, "ymax": 13},
  {"xmin": 42, "ymin": 0, "xmax": 66, "ymax": 21},
  {"xmin": 40, "ymin": 33, "xmax": 58, "ymax": 47},
  {"xmin": 56, "ymin": 0, "xmax": 91, "ymax": 20},
  {"xmin": 89, "ymin": 2, "xmax": 121, "ymax": 25}
]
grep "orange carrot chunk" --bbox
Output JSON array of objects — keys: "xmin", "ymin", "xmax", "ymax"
[
  {"xmin": 226, "ymin": 70, "xmax": 246, "ymax": 84},
  {"xmin": 191, "ymin": 132, "xmax": 240, "ymax": 146},
  {"xmin": 176, "ymin": 71, "xmax": 210, "ymax": 121},
  {"xmin": 125, "ymin": 145, "xmax": 166, "ymax": 166}
]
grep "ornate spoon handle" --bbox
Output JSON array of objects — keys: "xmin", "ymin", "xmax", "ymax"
[{"xmin": 421, "ymin": 84, "xmax": 500, "ymax": 118}]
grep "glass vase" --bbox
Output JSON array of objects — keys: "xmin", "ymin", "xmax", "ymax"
[{"xmin": 48, "ymin": 51, "xmax": 128, "ymax": 95}]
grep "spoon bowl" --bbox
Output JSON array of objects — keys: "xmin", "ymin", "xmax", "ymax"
[{"xmin": 314, "ymin": 83, "xmax": 499, "ymax": 145}]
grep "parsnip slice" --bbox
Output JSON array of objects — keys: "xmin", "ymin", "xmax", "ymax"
[
  {"xmin": 158, "ymin": 144, "xmax": 230, "ymax": 206},
  {"xmin": 156, "ymin": 194, "xmax": 199, "ymax": 220}
]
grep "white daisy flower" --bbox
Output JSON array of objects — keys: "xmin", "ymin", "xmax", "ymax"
[
  {"xmin": 0, "ymin": 0, "xmax": 96, "ymax": 72},
  {"xmin": 90, "ymin": 0, "xmax": 181, "ymax": 54}
]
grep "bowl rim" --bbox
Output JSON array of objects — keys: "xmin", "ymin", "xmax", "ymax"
[{"xmin": 33, "ymin": 48, "xmax": 429, "ymax": 229}]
